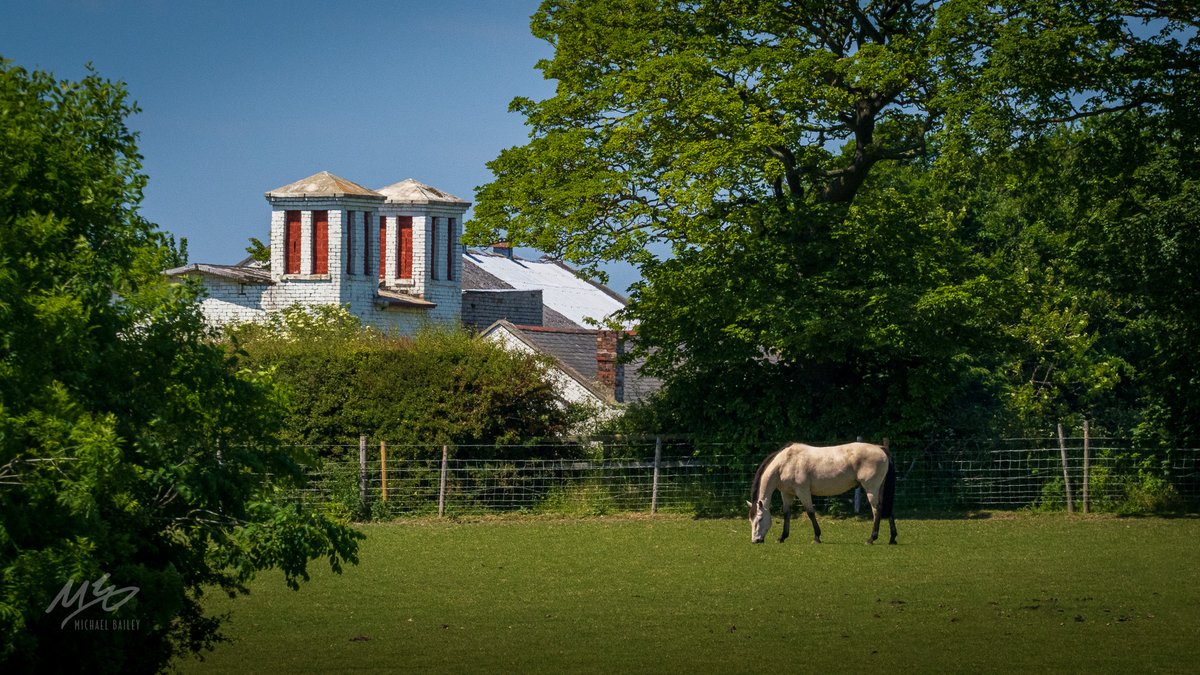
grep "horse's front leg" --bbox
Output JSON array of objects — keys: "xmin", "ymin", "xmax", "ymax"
[
  {"xmin": 799, "ymin": 494, "xmax": 821, "ymax": 543},
  {"xmin": 778, "ymin": 494, "xmax": 793, "ymax": 543}
]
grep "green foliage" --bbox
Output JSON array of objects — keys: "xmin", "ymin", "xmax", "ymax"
[
  {"xmin": 228, "ymin": 305, "xmax": 591, "ymax": 456},
  {"xmin": 472, "ymin": 1, "xmax": 1200, "ymax": 453},
  {"xmin": 245, "ymin": 237, "xmax": 270, "ymax": 268},
  {"xmin": 1119, "ymin": 473, "xmax": 1185, "ymax": 514},
  {"xmin": 0, "ymin": 60, "xmax": 360, "ymax": 673}
]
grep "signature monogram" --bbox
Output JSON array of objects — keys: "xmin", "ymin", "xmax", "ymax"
[{"xmin": 45, "ymin": 574, "xmax": 140, "ymax": 629}]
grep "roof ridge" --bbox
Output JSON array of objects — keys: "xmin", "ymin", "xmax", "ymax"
[{"xmin": 265, "ymin": 171, "xmax": 384, "ymax": 199}]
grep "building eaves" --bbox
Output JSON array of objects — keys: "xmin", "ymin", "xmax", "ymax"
[
  {"xmin": 164, "ymin": 263, "xmax": 274, "ymax": 285},
  {"xmin": 375, "ymin": 287, "xmax": 436, "ymax": 309}
]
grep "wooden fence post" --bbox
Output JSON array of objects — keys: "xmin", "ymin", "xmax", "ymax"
[
  {"xmin": 359, "ymin": 435, "xmax": 368, "ymax": 515},
  {"xmin": 651, "ymin": 436, "xmax": 662, "ymax": 515},
  {"xmin": 380, "ymin": 441, "xmax": 388, "ymax": 503},
  {"xmin": 1057, "ymin": 423, "xmax": 1075, "ymax": 514},
  {"xmin": 1082, "ymin": 420, "xmax": 1090, "ymax": 514},
  {"xmin": 438, "ymin": 444, "xmax": 449, "ymax": 517}
]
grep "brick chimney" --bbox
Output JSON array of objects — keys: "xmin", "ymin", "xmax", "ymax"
[
  {"xmin": 596, "ymin": 330, "xmax": 625, "ymax": 403},
  {"xmin": 490, "ymin": 241, "xmax": 514, "ymax": 259}
]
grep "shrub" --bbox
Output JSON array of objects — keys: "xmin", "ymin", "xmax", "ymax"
[{"xmin": 227, "ymin": 306, "xmax": 594, "ymax": 457}]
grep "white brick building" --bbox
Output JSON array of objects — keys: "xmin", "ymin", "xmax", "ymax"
[{"xmin": 167, "ymin": 171, "xmax": 469, "ymax": 334}]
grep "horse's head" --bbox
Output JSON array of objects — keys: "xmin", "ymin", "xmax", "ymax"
[{"xmin": 747, "ymin": 499, "xmax": 771, "ymax": 544}]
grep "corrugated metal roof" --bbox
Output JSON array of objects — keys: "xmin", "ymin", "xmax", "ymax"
[
  {"xmin": 266, "ymin": 171, "xmax": 385, "ymax": 199},
  {"xmin": 462, "ymin": 251, "xmax": 629, "ymax": 328},
  {"xmin": 376, "ymin": 178, "xmax": 470, "ymax": 206}
]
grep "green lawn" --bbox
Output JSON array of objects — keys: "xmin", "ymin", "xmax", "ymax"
[{"xmin": 178, "ymin": 514, "xmax": 1200, "ymax": 674}]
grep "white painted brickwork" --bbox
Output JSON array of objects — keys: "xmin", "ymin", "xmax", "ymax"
[{"xmin": 179, "ymin": 175, "xmax": 468, "ymax": 336}]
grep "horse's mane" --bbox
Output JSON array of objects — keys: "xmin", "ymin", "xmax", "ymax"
[{"xmin": 749, "ymin": 446, "xmax": 786, "ymax": 503}]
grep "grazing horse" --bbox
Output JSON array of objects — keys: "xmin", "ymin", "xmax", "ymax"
[{"xmin": 748, "ymin": 441, "xmax": 897, "ymax": 545}]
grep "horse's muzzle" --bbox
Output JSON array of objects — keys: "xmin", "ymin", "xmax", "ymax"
[{"xmin": 751, "ymin": 538, "xmax": 765, "ymax": 544}]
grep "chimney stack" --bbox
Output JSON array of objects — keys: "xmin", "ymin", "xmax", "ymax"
[
  {"xmin": 491, "ymin": 241, "xmax": 514, "ymax": 259},
  {"xmin": 596, "ymin": 330, "xmax": 625, "ymax": 403}
]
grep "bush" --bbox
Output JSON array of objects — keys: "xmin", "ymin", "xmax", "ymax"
[
  {"xmin": 1120, "ymin": 473, "xmax": 1184, "ymax": 514},
  {"xmin": 228, "ymin": 306, "xmax": 594, "ymax": 457}
]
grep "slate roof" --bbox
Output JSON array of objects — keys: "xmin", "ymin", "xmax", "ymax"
[
  {"xmin": 488, "ymin": 321, "xmax": 662, "ymax": 405},
  {"xmin": 461, "ymin": 250, "xmax": 630, "ymax": 329},
  {"xmin": 265, "ymin": 171, "xmax": 385, "ymax": 200}
]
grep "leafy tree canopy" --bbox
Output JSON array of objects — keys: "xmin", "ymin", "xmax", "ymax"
[
  {"xmin": 470, "ymin": 1, "xmax": 1199, "ymax": 446},
  {"xmin": 0, "ymin": 60, "xmax": 361, "ymax": 673}
]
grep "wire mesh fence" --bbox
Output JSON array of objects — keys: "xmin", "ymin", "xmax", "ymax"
[{"xmin": 289, "ymin": 438, "xmax": 1200, "ymax": 518}]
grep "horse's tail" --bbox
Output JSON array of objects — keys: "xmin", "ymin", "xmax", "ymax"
[{"xmin": 880, "ymin": 450, "xmax": 897, "ymax": 519}]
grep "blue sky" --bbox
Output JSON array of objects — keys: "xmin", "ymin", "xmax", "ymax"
[{"xmin": 2, "ymin": 0, "xmax": 642, "ymax": 293}]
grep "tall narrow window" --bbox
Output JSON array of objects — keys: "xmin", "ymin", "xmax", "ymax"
[
  {"xmin": 398, "ymin": 216, "xmax": 413, "ymax": 279},
  {"xmin": 285, "ymin": 210, "xmax": 302, "ymax": 274},
  {"xmin": 312, "ymin": 210, "xmax": 329, "ymax": 275},
  {"xmin": 346, "ymin": 211, "xmax": 356, "ymax": 275},
  {"xmin": 446, "ymin": 217, "xmax": 456, "ymax": 281},
  {"xmin": 362, "ymin": 212, "xmax": 371, "ymax": 277},
  {"xmin": 378, "ymin": 215, "xmax": 387, "ymax": 279},
  {"xmin": 430, "ymin": 217, "xmax": 440, "ymax": 280}
]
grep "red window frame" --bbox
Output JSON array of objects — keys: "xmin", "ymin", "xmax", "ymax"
[
  {"xmin": 312, "ymin": 210, "xmax": 329, "ymax": 274},
  {"xmin": 398, "ymin": 216, "xmax": 413, "ymax": 280},
  {"xmin": 378, "ymin": 215, "xmax": 387, "ymax": 279},
  {"xmin": 285, "ymin": 210, "xmax": 302, "ymax": 275}
]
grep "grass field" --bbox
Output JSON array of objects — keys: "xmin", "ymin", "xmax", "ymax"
[{"xmin": 178, "ymin": 514, "xmax": 1200, "ymax": 674}]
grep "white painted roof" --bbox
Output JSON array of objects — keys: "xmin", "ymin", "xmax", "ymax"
[{"xmin": 463, "ymin": 251, "xmax": 630, "ymax": 328}]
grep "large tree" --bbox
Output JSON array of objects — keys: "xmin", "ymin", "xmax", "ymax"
[
  {"xmin": 470, "ymin": 0, "xmax": 1198, "ymax": 444},
  {"xmin": 0, "ymin": 61, "xmax": 361, "ymax": 672}
]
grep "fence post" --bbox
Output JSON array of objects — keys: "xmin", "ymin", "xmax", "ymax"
[
  {"xmin": 359, "ymin": 435, "xmax": 369, "ymax": 515},
  {"xmin": 438, "ymin": 444, "xmax": 449, "ymax": 518},
  {"xmin": 1082, "ymin": 420, "xmax": 1090, "ymax": 514},
  {"xmin": 651, "ymin": 436, "xmax": 662, "ymax": 515},
  {"xmin": 380, "ymin": 441, "xmax": 388, "ymax": 503},
  {"xmin": 1057, "ymin": 423, "xmax": 1075, "ymax": 513}
]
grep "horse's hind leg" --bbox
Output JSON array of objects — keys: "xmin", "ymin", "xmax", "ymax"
[
  {"xmin": 864, "ymin": 486, "xmax": 882, "ymax": 545},
  {"xmin": 888, "ymin": 513, "xmax": 897, "ymax": 545},
  {"xmin": 799, "ymin": 493, "xmax": 821, "ymax": 543}
]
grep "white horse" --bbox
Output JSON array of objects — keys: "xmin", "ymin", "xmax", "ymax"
[{"xmin": 748, "ymin": 441, "xmax": 897, "ymax": 545}]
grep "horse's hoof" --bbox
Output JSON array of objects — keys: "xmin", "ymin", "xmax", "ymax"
[{"xmin": 889, "ymin": 540, "xmax": 898, "ymax": 545}]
